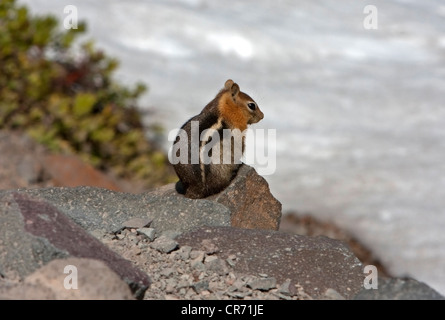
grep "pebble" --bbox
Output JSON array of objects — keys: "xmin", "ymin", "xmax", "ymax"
[
  {"xmin": 185, "ymin": 288, "xmax": 195, "ymax": 299},
  {"xmin": 177, "ymin": 246, "xmax": 192, "ymax": 260},
  {"xmin": 165, "ymin": 284, "xmax": 175, "ymax": 293},
  {"xmin": 227, "ymin": 291, "xmax": 252, "ymax": 299},
  {"xmin": 232, "ymin": 278, "xmax": 245, "ymax": 291},
  {"xmin": 165, "ymin": 278, "xmax": 177, "ymax": 288},
  {"xmin": 116, "ymin": 233, "xmax": 126, "ymax": 240},
  {"xmin": 168, "ymin": 251, "xmax": 178, "ymax": 261},
  {"xmin": 191, "ymin": 260, "xmax": 205, "ymax": 271},
  {"xmin": 150, "ymin": 236, "xmax": 179, "ymax": 254},
  {"xmin": 204, "ymin": 255, "xmax": 218, "ymax": 263},
  {"xmin": 205, "ymin": 258, "xmax": 229, "ymax": 276},
  {"xmin": 192, "ymin": 280, "xmax": 209, "ymax": 293},
  {"xmin": 137, "ymin": 228, "xmax": 156, "ymax": 241},
  {"xmin": 272, "ymin": 291, "xmax": 292, "ymax": 300},
  {"xmin": 278, "ymin": 278, "xmax": 296, "ymax": 296},
  {"xmin": 190, "ymin": 250, "xmax": 205, "ymax": 260},
  {"xmin": 226, "ymin": 255, "xmax": 237, "ymax": 267},
  {"xmin": 259, "ymin": 273, "xmax": 269, "ymax": 278},
  {"xmin": 209, "ymin": 280, "xmax": 221, "ymax": 292},
  {"xmin": 160, "ymin": 267, "xmax": 176, "ymax": 277},
  {"xmin": 247, "ymin": 276, "xmax": 277, "ymax": 291},
  {"xmin": 127, "ymin": 232, "xmax": 140, "ymax": 244},
  {"xmin": 200, "ymin": 239, "xmax": 219, "ymax": 254}
]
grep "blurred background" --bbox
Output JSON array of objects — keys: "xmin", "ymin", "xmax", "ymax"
[{"xmin": 8, "ymin": 0, "xmax": 445, "ymax": 295}]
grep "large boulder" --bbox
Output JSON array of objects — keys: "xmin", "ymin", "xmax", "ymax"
[
  {"xmin": 0, "ymin": 192, "xmax": 150, "ymax": 299},
  {"xmin": 209, "ymin": 164, "xmax": 282, "ymax": 230},
  {"xmin": 0, "ymin": 257, "xmax": 134, "ymax": 300},
  {"xmin": 354, "ymin": 278, "xmax": 445, "ymax": 300},
  {"xmin": 177, "ymin": 226, "xmax": 365, "ymax": 299}
]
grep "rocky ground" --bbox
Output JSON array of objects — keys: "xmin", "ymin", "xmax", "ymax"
[
  {"xmin": 0, "ymin": 130, "xmax": 443, "ymax": 300},
  {"xmin": 104, "ymin": 228, "xmax": 313, "ymax": 300}
]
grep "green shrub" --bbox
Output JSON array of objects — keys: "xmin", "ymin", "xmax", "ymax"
[{"xmin": 0, "ymin": 0, "xmax": 174, "ymax": 186}]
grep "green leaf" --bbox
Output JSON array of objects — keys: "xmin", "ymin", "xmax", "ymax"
[
  {"xmin": 73, "ymin": 93, "xmax": 96, "ymax": 117},
  {"xmin": 91, "ymin": 127, "xmax": 115, "ymax": 142}
]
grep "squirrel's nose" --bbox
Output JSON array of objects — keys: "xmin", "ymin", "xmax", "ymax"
[{"xmin": 259, "ymin": 110, "xmax": 264, "ymax": 120}]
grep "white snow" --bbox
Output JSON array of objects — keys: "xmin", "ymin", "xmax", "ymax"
[{"xmin": 19, "ymin": 0, "xmax": 445, "ymax": 296}]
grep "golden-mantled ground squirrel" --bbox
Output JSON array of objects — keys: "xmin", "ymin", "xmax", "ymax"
[{"xmin": 171, "ymin": 79, "xmax": 264, "ymax": 199}]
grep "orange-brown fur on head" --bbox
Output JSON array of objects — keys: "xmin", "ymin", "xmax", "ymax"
[{"xmin": 218, "ymin": 79, "xmax": 264, "ymax": 132}]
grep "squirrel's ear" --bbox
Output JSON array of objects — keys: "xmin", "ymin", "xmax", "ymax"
[
  {"xmin": 224, "ymin": 79, "xmax": 234, "ymax": 90},
  {"xmin": 230, "ymin": 83, "xmax": 239, "ymax": 98},
  {"xmin": 224, "ymin": 79, "xmax": 239, "ymax": 98},
  {"xmin": 230, "ymin": 83, "xmax": 240, "ymax": 98}
]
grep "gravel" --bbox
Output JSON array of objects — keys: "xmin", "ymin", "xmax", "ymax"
[{"xmin": 104, "ymin": 228, "xmax": 311, "ymax": 300}]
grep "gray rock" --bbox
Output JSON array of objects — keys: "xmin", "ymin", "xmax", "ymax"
[
  {"xmin": 323, "ymin": 288, "xmax": 346, "ymax": 300},
  {"xmin": 231, "ymin": 278, "xmax": 245, "ymax": 291},
  {"xmin": 354, "ymin": 278, "xmax": 445, "ymax": 300},
  {"xmin": 165, "ymin": 278, "xmax": 177, "ymax": 288},
  {"xmin": 204, "ymin": 255, "xmax": 218, "ymax": 263},
  {"xmin": 227, "ymin": 291, "xmax": 252, "ymax": 299},
  {"xmin": 0, "ymin": 185, "xmax": 231, "ymax": 237},
  {"xmin": 190, "ymin": 250, "xmax": 205, "ymax": 260},
  {"xmin": 205, "ymin": 257, "xmax": 229, "ymax": 276},
  {"xmin": 247, "ymin": 277, "xmax": 277, "ymax": 291},
  {"xmin": 263, "ymin": 292, "xmax": 280, "ymax": 300},
  {"xmin": 192, "ymin": 280, "xmax": 209, "ymax": 293},
  {"xmin": 259, "ymin": 273, "xmax": 269, "ymax": 278},
  {"xmin": 177, "ymin": 246, "xmax": 193, "ymax": 260},
  {"xmin": 165, "ymin": 283, "xmax": 176, "ymax": 293},
  {"xmin": 226, "ymin": 256, "xmax": 237, "ymax": 268},
  {"xmin": 278, "ymin": 279, "xmax": 297, "ymax": 296},
  {"xmin": 191, "ymin": 259, "xmax": 206, "ymax": 272},
  {"xmin": 177, "ymin": 226, "xmax": 365, "ymax": 299},
  {"xmin": 0, "ymin": 193, "xmax": 150, "ymax": 299},
  {"xmin": 208, "ymin": 164, "xmax": 282, "ymax": 230},
  {"xmin": 272, "ymin": 292, "xmax": 292, "ymax": 300},
  {"xmin": 150, "ymin": 236, "xmax": 178, "ymax": 254},
  {"xmin": 160, "ymin": 267, "xmax": 176, "ymax": 278},
  {"xmin": 0, "ymin": 257, "xmax": 134, "ymax": 300},
  {"xmin": 122, "ymin": 217, "xmax": 152, "ymax": 229},
  {"xmin": 137, "ymin": 228, "xmax": 156, "ymax": 241},
  {"xmin": 200, "ymin": 239, "xmax": 219, "ymax": 255}
]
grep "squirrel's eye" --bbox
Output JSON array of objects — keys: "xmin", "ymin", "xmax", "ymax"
[{"xmin": 247, "ymin": 102, "xmax": 256, "ymax": 111}]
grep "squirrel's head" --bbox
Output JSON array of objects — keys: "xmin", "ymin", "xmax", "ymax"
[{"xmin": 219, "ymin": 79, "xmax": 264, "ymax": 131}]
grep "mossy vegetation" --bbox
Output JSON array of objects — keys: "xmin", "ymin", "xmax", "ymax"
[{"xmin": 0, "ymin": 0, "xmax": 174, "ymax": 186}]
